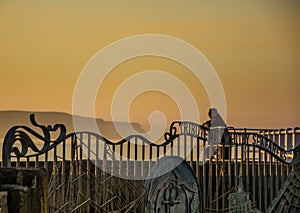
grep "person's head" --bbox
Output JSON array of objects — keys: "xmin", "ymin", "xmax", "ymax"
[{"xmin": 208, "ymin": 108, "xmax": 218, "ymax": 119}]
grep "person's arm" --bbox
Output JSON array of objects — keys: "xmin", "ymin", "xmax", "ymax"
[{"xmin": 203, "ymin": 120, "xmax": 211, "ymax": 128}]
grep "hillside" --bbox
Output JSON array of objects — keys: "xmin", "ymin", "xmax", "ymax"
[{"xmin": 0, "ymin": 110, "xmax": 145, "ymax": 141}]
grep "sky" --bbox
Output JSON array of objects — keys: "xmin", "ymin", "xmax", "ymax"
[{"xmin": 0, "ymin": 0, "xmax": 299, "ymax": 130}]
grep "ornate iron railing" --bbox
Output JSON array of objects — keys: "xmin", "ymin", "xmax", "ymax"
[
  {"xmin": 2, "ymin": 114, "xmax": 66, "ymax": 167},
  {"xmin": 1, "ymin": 114, "xmax": 298, "ymax": 212}
]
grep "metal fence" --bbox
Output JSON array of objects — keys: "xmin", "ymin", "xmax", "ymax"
[{"xmin": 1, "ymin": 114, "xmax": 299, "ymax": 212}]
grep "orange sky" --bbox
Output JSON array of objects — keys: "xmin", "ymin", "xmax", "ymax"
[{"xmin": 0, "ymin": 0, "xmax": 299, "ymax": 129}]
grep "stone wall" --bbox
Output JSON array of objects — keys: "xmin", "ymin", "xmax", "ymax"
[{"xmin": 0, "ymin": 168, "xmax": 48, "ymax": 213}]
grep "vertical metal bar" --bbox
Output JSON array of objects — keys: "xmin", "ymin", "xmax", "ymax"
[
  {"xmin": 228, "ymin": 139, "xmax": 232, "ymax": 190},
  {"xmin": 86, "ymin": 135, "xmax": 91, "ymax": 213},
  {"xmin": 270, "ymin": 154, "xmax": 274, "ymax": 202},
  {"xmin": 240, "ymin": 140, "xmax": 244, "ymax": 176},
  {"xmin": 53, "ymin": 143, "xmax": 57, "ymax": 211},
  {"xmin": 127, "ymin": 139, "xmax": 130, "ymax": 177},
  {"xmin": 178, "ymin": 136, "xmax": 181, "ymax": 158},
  {"xmin": 234, "ymin": 138, "xmax": 238, "ymax": 188},
  {"xmin": 252, "ymin": 145, "xmax": 256, "ymax": 206},
  {"xmin": 221, "ymin": 143, "xmax": 226, "ymax": 210},
  {"xmin": 45, "ymin": 151, "xmax": 48, "ymax": 170},
  {"xmin": 142, "ymin": 140, "xmax": 145, "ymax": 178},
  {"xmin": 246, "ymin": 139, "xmax": 250, "ymax": 192},
  {"xmin": 215, "ymin": 145, "xmax": 219, "ymax": 210},
  {"xmin": 79, "ymin": 133, "xmax": 83, "ymax": 213},
  {"xmin": 95, "ymin": 137, "xmax": 100, "ymax": 210},
  {"xmin": 53, "ymin": 145, "xmax": 57, "ymax": 174},
  {"xmin": 280, "ymin": 159, "xmax": 284, "ymax": 189},
  {"xmin": 285, "ymin": 160, "xmax": 289, "ymax": 179},
  {"xmin": 112, "ymin": 143, "xmax": 116, "ymax": 176},
  {"xmin": 196, "ymin": 138, "xmax": 200, "ymax": 181},
  {"xmin": 75, "ymin": 135, "xmax": 79, "ymax": 209},
  {"xmin": 258, "ymin": 145, "xmax": 262, "ymax": 210},
  {"xmin": 126, "ymin": 140, "xmax": 130, "ymax": 205},
  {"xmin": 198, "ymin": 139, "xmax": 204, "ymax": 213},
  {"xmin": 202, "ymin": 140, "xmax": 206, "ymax": 212},
  {"xmin": 163, "ymin": 141, "xmax": 167, "ymax": 158},
  {"xmin": 292, "ymin": 128, "xmax": 296, "ymax": 157},
  {"xmin": 120, "ymin": 142, "xmax": 123, "ymax": 176},
  {"xmin": 276, "ymin": 130, "xmax": 281, "ymax": 195},
  {"xmin": 134, "ymin": 137, "xmax": 138, "ymax": 207},
  {"xmin": 111, "ymin": 142, "xmax": 118, "ymax": 208},
  {"xmin": 102, "ymin": 139, "xmax": 107, "ymax": 208},
  {"xmin": 190, "ymin": 135, "xmax": 193, "ymax": 168},
  {"xmin": 275, "ymin": 158, "xmax": 279, "ymax": 196},
  {"xmin": 118, "ymin": 142, "xmax": 122, "ymax": 209},
  {"xmin": 95, "ymin": 137, "xmax": 99, "ymax": 173},
  {"xmin": 280, "ymin": 130, "xmax": 285, "ymax": 187},
  {"xmin": 208, "ymin": 151, "xmax": 213, "ymax": 210},
  {"xmin": 184, "ymin": 134, "xmax": 187, "ymax": 162},
  {"xmin": 62, "ymin": 139, "xmax": 66, "ymax": 210},
  {"xmin": 264, "ymin": 145, "xmax": 268, "ymax": 211},
  {"xmin": 26, "ymin": 156, "xmax": 29, "ymax": 168},
  {"xmin": 35, "ymin": 155, "xmax": 39, "ymax": 168},
  {"xmin": 149, "ymin": 144, "xmax": 153, "ymax": 176},
  {"xmin": 134, "ymin": 136, "xmax": 138, "ymax": 178},
  {"xmin": 16, "ymin": 157, "xmax": 19, "ymax": 168},
  {"xmin": 284, "ymin": 129, "xmax": 288, "ymax": 153},
  {"xmin": 70, "ymin": 135, "xmax": 75, "ymax": 211},
  {"xmin": 156, "ymin": 145, "xmax": 159, "ymax": 162}
]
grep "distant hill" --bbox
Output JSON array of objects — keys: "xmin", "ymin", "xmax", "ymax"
[{"xmin": 0, "ymin": 110, "xmax": 145, "ymax": 141}]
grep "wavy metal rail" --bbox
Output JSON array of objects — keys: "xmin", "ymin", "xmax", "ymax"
[{"xmin": 1, "ymin": 115, "xmax": 299, "ymax": 212}]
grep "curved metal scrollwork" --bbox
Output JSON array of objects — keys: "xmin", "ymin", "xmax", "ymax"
[
  {"xmin": 164, "ymin": 121, "xmax": 208, "ymax": 142},
  {"xmin": 164, "ymin": 121, "xmax": 179, "ymax": 142},
  {"xmin": 2, "ymin": 114, "xmax": 66, "ymax": 166},
  {"xmin": 227, "ymin": 131, "xmax": 290, "ymax": 162},
  {"xmin": 252, "ymin": 133, "xmax": 288, "ymax": 161}
]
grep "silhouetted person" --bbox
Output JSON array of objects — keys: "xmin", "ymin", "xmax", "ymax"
[
  {"xmin": 203, "ymin": 108, "xmax": 226, "ymax": 129},
  {"xmin": 203, "ymin": 108, "xmax": 231, "ymax": 159}
]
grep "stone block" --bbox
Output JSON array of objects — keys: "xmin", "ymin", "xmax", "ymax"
[{"xmin": 0, "ymin": 168, "xmax": 48, "ymax": 213}]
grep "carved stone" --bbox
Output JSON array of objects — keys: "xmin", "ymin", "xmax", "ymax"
[{"xmin": 144, "ymin": 156, "xmax": 199, "ymax": 213}]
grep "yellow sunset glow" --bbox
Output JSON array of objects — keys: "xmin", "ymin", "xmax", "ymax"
[{"xmin": 0, "ymin": 0, "xmax": 299, "ymax": 130}]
